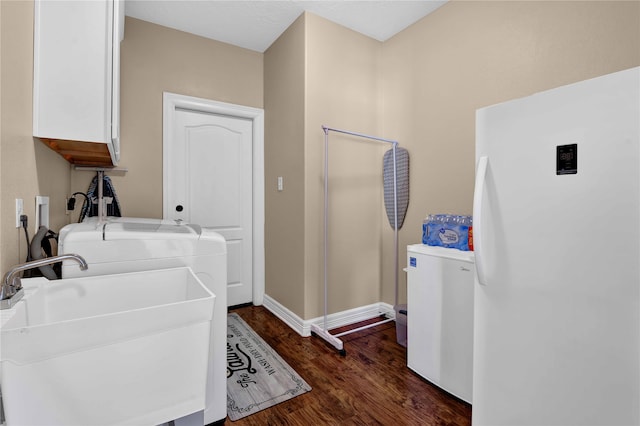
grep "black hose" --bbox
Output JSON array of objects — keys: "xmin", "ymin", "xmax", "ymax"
[{"xmin": 30, "ymin": 226, "xmax": 59, "ymax": 280}]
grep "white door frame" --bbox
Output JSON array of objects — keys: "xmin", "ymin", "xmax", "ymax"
[{"xmin": 163, "ymin": 92, "xmax": 265, "ymax": 305}]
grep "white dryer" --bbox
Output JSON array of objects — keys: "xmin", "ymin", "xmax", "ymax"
[{"xmin": 58, "ymin": 217, "xmax": 227, "ymax": 425}]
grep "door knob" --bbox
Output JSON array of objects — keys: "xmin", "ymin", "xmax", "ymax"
[{"xmin": 175, "ymin": 205, "xmax": 184, "ymax": 212}]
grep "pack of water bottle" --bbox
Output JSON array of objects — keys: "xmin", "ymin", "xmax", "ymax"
[{"xmin": 422, "ymin": 214, "xmax": 473, "ymax": 251}]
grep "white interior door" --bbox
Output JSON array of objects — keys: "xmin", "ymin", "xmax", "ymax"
[{"xmin": 167, "ymin": 108, "xmax": 254, "ymax": 306}]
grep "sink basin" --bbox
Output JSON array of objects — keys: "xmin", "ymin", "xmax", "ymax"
[{"xmin": 0, "ymin": 267, "xmax": 215, "ymax": 426}]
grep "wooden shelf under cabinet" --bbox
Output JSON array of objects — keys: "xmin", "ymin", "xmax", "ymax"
[{"xmin": 37, "ymin": 137, "xmax": 113, "ymax": 167}]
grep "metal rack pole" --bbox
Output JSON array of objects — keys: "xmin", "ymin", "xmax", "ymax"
[{"xmin": 97, "ymin": 170, "xmax": 105, "ymax": 223}]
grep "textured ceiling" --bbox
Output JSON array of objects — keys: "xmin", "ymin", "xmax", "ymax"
[{"xmin": 125, "ymin": 1, "xmax": 447, "ymax": 52}]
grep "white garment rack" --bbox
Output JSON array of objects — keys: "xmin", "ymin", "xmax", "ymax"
[{"xmin": 310, "ymin": 125, "xmax": 400, "ymax": 355}]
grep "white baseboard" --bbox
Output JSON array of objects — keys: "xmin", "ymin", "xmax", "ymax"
[
  {"xmin": 261, "ymin": 294, "xmax": 308, "ymax": 336},
  {"xmin": 262, "ymin": 294, "xmax": 395, "ymax": 337}
]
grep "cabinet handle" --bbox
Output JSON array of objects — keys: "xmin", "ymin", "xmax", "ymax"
[{"xmin": 175, "ymin": 205, "xmax": 184, "ymax": 212}]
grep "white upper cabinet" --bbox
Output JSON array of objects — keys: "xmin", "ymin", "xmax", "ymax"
[{"xmin": 33, "ymin": 0, "xmax": 124, "ymax": 167}]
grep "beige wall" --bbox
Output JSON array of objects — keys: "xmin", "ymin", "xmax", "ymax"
[
  {"xmin": 1, "ymin": 0, "xmax": 71, "ymax": 274},
  {"xmin": 264, "ymin": 13, "xmax": 384, "ymax": 319},
  {"xmin": 264, "ymin": 15, "xmax": 306, "ymax": 317},
  {"xmin": 70, "ymin": 17, "xmax": 264, "ymax": 220},
  {"xmin": 381, "ymin": 0, "xmax": 640, "ymax": 304},
  {"xmin": 304, "ymin": 14, "xmax": 384, "ymax": 318}
]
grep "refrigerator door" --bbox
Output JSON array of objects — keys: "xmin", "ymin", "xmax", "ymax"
[{"xmin": 473, "ymin": 67, "xmax": 639, "ymax": 426}]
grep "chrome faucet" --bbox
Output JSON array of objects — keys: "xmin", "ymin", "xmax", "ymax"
[{"xmin": 0, "ymin": 254, "xmax": 88, "ymax": 309}]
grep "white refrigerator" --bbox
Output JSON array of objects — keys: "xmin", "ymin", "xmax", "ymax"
[{"xmin": 473, "ymin": 67, "xmax": 639, "ymax": 426}]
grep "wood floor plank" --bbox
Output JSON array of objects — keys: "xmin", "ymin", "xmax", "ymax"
[{"xmin": 225, "ymin": 305, "xmax": 472, "ymax": 425}]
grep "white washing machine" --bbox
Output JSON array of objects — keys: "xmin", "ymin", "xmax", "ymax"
[
  {"xmin": 406, "ymin": 244, "xmax": 474, "ymax": 404},
  {"xmin": 58, "ymin": 217, "xmax": 227, "ymax": 425}
]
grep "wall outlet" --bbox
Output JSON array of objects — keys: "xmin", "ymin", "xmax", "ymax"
[{"xmin": 15, "ymin": 198, "xmax": 23, "ymax": 228}]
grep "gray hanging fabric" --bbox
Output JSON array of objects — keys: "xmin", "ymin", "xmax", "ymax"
[{"xmin": 383, "ymin": 147, "xmax": 409, "ymax": 230}]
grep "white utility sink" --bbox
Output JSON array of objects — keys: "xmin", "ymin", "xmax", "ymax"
[{"xmin": 0, "ymin": 267, "xmax": 215, "ymax": 426}]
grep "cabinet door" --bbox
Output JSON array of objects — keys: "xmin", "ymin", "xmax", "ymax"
[{"xmin": 33, "ymin": 0, "xmax": 122, "ymax": 166}]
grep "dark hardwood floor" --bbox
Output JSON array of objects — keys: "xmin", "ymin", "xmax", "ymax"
[{"xmin": 225, "ymin": 305, "xmax": 472, "ymax": 425}]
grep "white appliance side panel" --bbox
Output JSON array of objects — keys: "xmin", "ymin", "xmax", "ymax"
[
  {"xmin": 407, "ymin": 249, "xmax": 474, "ymax": 403},
  {"xmin": 407, "ymin": 251, "xmax": 444, "ymax": 383},
  {"xmin": 473, "ymin": 67, "xmax": 640, "ymax": 425}
]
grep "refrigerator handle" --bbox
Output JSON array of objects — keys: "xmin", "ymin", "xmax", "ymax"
[{"xmin": 473, "ymin": 156, "xmax": 489, "ymax": 286}]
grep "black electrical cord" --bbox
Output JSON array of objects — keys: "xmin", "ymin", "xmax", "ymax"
[
  {"xmin": 67, "ymin": 192, "xmax": 89, "ymax": 210},
  {"xmin": 20, "ymin": 214, "xmax": 31, "ymax": 262},
  {"xmin": 67, "ymin": 192, "xmax": 90, "ymax": 223}
]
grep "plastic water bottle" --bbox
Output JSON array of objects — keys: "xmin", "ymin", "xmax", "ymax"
[{"xmin": 457, "ymin": 215, "xmax": 473, "ymax": 251}]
